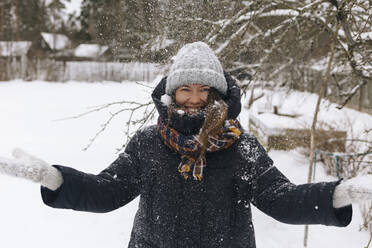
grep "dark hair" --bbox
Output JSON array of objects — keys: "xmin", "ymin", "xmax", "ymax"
[{"xmin": 198, "ymin": 88, "xmax": 228, "ymax": 148}]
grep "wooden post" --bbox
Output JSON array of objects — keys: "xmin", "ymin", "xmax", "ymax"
[{"xmin": 303, "ymin": 23, "xmax": 340, "ymax": 248}]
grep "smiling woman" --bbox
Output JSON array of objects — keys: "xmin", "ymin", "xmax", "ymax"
[{"xmin": 0, "ymin": 41, "xmax": 372, "ymax": 248}]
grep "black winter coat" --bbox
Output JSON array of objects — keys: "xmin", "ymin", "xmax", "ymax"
[{"xmin": 41, "ymin": 74, "xmax": 352, "ymax": 248}]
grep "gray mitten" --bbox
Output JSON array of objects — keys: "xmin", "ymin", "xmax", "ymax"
[
  {"xmin": 333, "ymin": 175, "xmax": 372, "ymax": 208},
  {"xmin": 0, "ymin": 148, "xmax": 63, "ymax": 191}
]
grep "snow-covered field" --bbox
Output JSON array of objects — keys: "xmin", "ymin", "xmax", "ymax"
[{"xmin": 0, "ymin": 80, "xmax": 370, "ymax": 248}]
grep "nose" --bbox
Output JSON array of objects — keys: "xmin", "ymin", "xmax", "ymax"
[{"xmin": 188, "ymin": 92, "xmax": 203, "ymax": 105}]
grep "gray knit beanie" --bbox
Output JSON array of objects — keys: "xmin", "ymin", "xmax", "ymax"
[{"xmin": 166, "ymin": 41, "xmax": 227, "ymax": 95}]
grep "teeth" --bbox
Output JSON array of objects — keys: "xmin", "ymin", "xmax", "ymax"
[{"xmin": 187, "ymin": 108, "xmax": 198, "ymax": 114}]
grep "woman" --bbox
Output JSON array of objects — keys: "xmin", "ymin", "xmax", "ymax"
[{"xmin": 0, "ymin": 41, "xmax": 371, "ymax": 248}]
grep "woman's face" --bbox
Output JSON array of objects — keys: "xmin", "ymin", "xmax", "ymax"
[{"xmin": 175, "ymin": 84, "xmax": 210, "ymax": 114}]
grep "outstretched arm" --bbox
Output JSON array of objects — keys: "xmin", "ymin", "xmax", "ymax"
[
  {"xmin": 0, "ymin": 148, "xmax": 63, "ymax": 191},
  {"xmin": 0, "ymin": 133, "xmax": 142, "ymax": 213},
  {"xmin": 40, "ymin": 150, "xmax": 141, "ymax": 213},
  {"xmin": 237, "ymin": 135, "xmax": 353, "ymax": 227},
  {"xmin": 40, "ymin": 132, "xmax": 142, "ymax": 213}
]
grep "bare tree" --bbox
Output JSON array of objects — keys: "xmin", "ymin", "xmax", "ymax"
[
  {"xmin": 304, "ymin": 21, "xmax": 340, "ymax": 248},
  {"xmin": 172, "ymin": 0, "xmax": 371, "ymax": 108}
]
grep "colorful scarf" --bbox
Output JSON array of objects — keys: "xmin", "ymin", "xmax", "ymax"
[{"xmin": 157, "ymin": 117, "xmax": 243, "ymax": 180}]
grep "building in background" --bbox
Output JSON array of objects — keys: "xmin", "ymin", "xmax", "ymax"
[{"xmin": 73, "ymin": 44, "xmax": 112, "ymax": 61}]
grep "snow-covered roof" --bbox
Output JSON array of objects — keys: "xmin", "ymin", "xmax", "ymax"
[
  {"xmin": 0, "ymin": 41, "xmax": 32, "ymax": 57},
  {"xmin": 74, "ymin": 44, "xmax": 109, "ymax": 58},
  {"xmin": 41, "ymin": 32, "xmax": 70, "ymax": 51}
]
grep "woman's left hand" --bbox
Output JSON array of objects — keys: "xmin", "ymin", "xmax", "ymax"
[{"xmin": 333, "ymin": 175, "xmax": 372, "ymax": 208}]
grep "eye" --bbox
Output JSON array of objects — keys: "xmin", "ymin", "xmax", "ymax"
[
  {"xmin": 180, "ymin": 87, "xmax": 191, "ymax": 92},
  {"xmin": 201, "ymin": 87, "xmax": 210, "ymax": 92}
]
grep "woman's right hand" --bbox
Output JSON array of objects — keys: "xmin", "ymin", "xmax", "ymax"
[{"xmin": 0, "ymin": 148, "xmax": 63, "ymax": 191}]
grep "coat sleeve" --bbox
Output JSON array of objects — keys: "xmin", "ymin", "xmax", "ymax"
[
  {"xmin": 40, "ymin": 133, "xmax": 142, "ymax": 213},
  {"xmin": 237, "ymin": 135, "xmax": 352, "ymax": 227}
]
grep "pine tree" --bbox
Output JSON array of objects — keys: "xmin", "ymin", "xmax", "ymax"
[
  {"xmin": 1, "ymin": 0, "xmax": 15, "ymax": 41},
  {"xmin": 78, "ymin": 0, "xmax": 159, "ymax": 60},
  {"xmin": 17, "ymin": 0, "xmax": 48, "ymax": 41}
]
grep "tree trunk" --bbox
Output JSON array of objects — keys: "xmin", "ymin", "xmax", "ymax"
[
  {"xmin": 15, "ymin": 0, "xmax": 19, "ymax": 41},
  {"xmin": 303, "ymin": 23, "xmax": 340, "ymax": 248},
  {"xmin": 119, "ymin": 0, "xmax": 127, "ymax": 45},
  {"xmin": 137, "ymin": 0, "xmax": 144, "ymax": 32},
  {"xmin": 53, "ymin": 0, "xmax": 57, "ymax": 50},
  {"xmin": 0, "ymin": 1, "xmax": 3, "ymax": 39},
  {"xmin": 359, "ymin": 83, "xmax": 364, "ymax": 111}
]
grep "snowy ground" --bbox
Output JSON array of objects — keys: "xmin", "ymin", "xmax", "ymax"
[{"xmin": 0, "ymin": 80, "xmax": 370, "ymax": 248}]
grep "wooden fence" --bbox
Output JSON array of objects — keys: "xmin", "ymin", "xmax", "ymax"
[{"xmin": 0, "ymin": 57, "xmax": 163, "ymax": 82}]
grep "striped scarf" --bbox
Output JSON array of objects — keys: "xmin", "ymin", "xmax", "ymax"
[{"xmin": 157, "ymin": 117, "xmax": 243, "ymax": 180}]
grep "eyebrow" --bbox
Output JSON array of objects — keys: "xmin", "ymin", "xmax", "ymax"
[{"xmin": 179, "ymin": 85, "xmax": 210, "ymax": 88}]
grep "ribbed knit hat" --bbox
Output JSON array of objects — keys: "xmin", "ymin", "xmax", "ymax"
[{"xmin": 166, "ymin": 41, "xmax": 227, "ymax": 95}]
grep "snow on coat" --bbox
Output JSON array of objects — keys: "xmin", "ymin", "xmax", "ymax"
[{"xmin": 41, "ymin": 74, "xmax": 352, "ymax": 248}]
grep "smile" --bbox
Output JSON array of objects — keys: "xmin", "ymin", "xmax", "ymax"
[{"xmin": 186, "ymin": 108, "xmax": 200, "ymax": 114}]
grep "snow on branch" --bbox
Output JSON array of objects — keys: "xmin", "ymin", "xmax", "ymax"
[
  {"xmin": 205, "ymin": 5, "xmax": 251, "ymax": 44},
  {"xmin": 167, "ymin": 16, "xmax": 225, "ymax": 26},
  {"xmin": 215, "ymin": 21, "xmax": 251, "ymax": 55},
  {"xmin": 329, "ymin": 0, "xmax": 372, "ymax": 79},
  {"xmin": 337, "ymin": 80, "xmax": 368, "ymax": 110},
  {"xmin": 267, "ymin": 58, "xmax": 294, "ymax": 80}
]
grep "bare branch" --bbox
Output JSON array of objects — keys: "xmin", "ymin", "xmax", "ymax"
[
  {"xmin": 134, "ymin": 81, "xmax": 154, "ymax": 89},
  {"xmin": 116, "ymin": 105, "xmax": 156, "ymax": 152},
  {"xmin": 336, "ymin": 80, "xmax": 367, "ymax": 109},
  {"xmin": 82, "ymin": 107, "xmax": 128, "ymax": 151},
  {"xmin": 205, "ymin": 5, "xmax": 251, "ymax": 44},
  {"xmin": 54, "ymin": 100, "xmax": 152, "ymax": 121}
]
